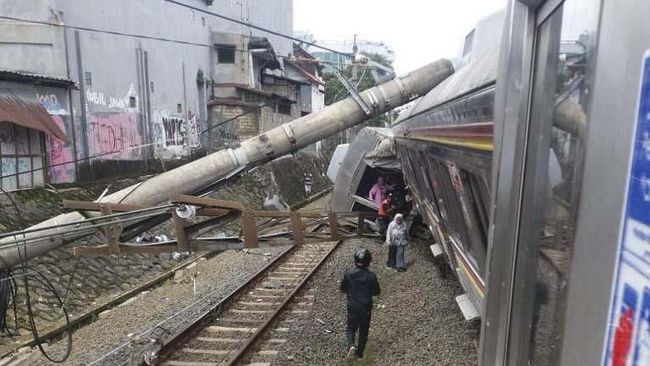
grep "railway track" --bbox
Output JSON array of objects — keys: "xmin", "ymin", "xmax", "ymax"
[{"xmin": 153, "ymin": 240, "xmax": 341, "ymax": 366}]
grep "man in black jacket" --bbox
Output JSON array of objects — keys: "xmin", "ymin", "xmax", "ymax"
[{"xmin": 340, "ymin": 247, "xmax": 381, "ymax": 360}]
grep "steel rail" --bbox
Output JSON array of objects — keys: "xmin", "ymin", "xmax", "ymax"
[
  {"xmin": 223, "ymin": 240, "xmax": 342, "ymax": 366},
  {"xmin": 152, "ymin": 240, "xmax": 342, "ymax": 366},
  {"xmin": 147, "ymin": 244, "xmax": 297, "ymax": 365},
  {"xmin": 0, "ymin": 252, "xmax": 214, "ymax": 361}
]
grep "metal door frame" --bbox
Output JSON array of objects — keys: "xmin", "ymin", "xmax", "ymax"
[
  {"xmin": 559, "ymin": 0, "xmax": 650, "ymax": 364},
  {"xmin": 480, "ymin": 0, "xmax": 570, "ymax": 364}
]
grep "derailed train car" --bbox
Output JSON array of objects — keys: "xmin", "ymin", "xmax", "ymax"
[
  {"xmin": 332, "ymin": 0, "xmax": 650, "ymax": 364},
  {"xmin": 330, "ymin": 7, "xmax": 584, "ymax": 324},
  {"xmin": 331, "ymin": 127, "xmax": 408, "ymax": 215},
  {"xmin": 391, "ymin": 14, "xmax": 502, "ymax": 317}
]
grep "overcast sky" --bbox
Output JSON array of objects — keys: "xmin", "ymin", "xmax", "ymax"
[{"xmin": 294, "ymin": 0, "xmax": 506, "ymax": 73}]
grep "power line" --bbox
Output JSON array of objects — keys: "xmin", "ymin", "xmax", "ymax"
[
  {"xmin": 0, "ymin": 15, "xmax": 213, "ymax": 49},
  {"xmin": 163, "ymin": 0, "xmax": 352, "ymax": 58},
  {"xmin": 0, "ymin": 140, "xmax": 167, "ymax": 181},
  {"xmin": 0, "ymin": 15, "xmax": 247, "ymax": 53},
  {"xmin": 0, "ymin": 7, "xmax": 351, "ymax": 59}
]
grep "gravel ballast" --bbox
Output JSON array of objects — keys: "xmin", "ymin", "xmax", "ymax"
[
  {"xmin": 274, "ymin": 237, "xmax": 480, "ymax": 366},
  {"xmin": 26, "ymin": 247, "xmax": 289, "ymax": 365}
]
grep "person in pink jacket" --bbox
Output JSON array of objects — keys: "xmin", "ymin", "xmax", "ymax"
[{"xmin": 368, "ymin": 176, "xmax": 389, "ymax": 204}]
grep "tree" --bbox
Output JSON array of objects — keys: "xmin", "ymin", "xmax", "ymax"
[{"xmin": 323, "ymin": 53, "xmax": 394, "ymax": 129}]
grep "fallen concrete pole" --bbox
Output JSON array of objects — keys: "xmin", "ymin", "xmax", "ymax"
[{"xmin": 0, "ymin": 59, "xmax": 454, "ymax": 269}]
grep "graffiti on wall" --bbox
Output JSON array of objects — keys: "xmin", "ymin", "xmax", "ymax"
[
  {"xmin": 152, "ymin": 111, "xmax": 201, "ymax": 158},
  {"xmin": 36, "ymin": 93, "xmax": 67, "ymax": 115},
  {"xmin": 88, "ymin": 113, "xmax": 143, "ymax": 160},
  {"xmin": 45, "ymin": 115, "xmax": 76, "ymax": 183},
  {"xmin": 36, "ymin": 93, "xmax": 76, "ymax": 184},
  {"xmin": 162, "ymin": 116, "xmax": 186, "ymax": 146},
  {"xmin": 86, "ymin": 84, "xmax": 137, "ymax": 110}
]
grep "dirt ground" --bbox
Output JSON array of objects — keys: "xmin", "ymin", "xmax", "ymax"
[{"xmin": 274, "ymin": 237, "xmax": 480, "ymax": 366}]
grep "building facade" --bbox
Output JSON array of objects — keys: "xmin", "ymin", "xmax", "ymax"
[
  {"xmin": 0, "ymin": 0, "xmax": 323, "ymax": 191},
  {"xmin": 296, "ymin": 33, "xmax": 395, "ymax": 73}
]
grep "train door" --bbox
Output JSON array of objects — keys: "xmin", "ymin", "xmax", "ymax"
[{"xmin": 480, "ymin": 0, "xmax": 603, "ymax": 364}]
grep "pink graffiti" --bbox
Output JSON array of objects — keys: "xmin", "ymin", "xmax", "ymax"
[
  {"xmin": 88, "ymin": 113, "xmax": 143, "ymax": 160},
  {"xmin": 46, "ymin": 115, "xmax": 75, "ymax": 183}
]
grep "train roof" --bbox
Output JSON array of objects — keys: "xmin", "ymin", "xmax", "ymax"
[{"xmin": 394, "ymin": 9, "xmax": 504, "ymax": 125}]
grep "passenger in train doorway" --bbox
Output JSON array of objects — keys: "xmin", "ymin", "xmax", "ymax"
[
  {"xmin": 377, "ymin": 193, "xmax": 394, "ymax": 238},
  {"xmin": 368, "ymin": 176, "xmax": 390, "ymax": 204},
  {"xmin": 386, "ymin": 213, "xmax": 408, "ymax": 272},
  {"xmin": 340, "ymin": 248, "xmax": 381, "ymax": 360}
]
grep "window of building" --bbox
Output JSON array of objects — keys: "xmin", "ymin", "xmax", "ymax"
[
  {"xmin": 129, "ymin": 96, "xmax": 136, "ymax": 108},
  {"xmin": 177, "ymin": 103, "xmax": 183, "ymax": 113},
  {"xmin": 150, "ymin": 81, "xmax": 155, "ymax": 93},
  {"xmin": 216, "ymin": 44, "xmax": 236, "ymax": 64},
  {"xmin": 84, "ymin": 71, "xmax": 92, "ymax": 86},
  {"xmin": 277, "ymin": 100, "xmax": 291, "ymax": 115},
  {"xmin": 0, "ymin": 123, "xmax": 45, "ymax": 191}
]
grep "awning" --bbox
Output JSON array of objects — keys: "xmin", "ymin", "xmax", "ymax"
[
  {"xmin": 0, "ymin": 97, "xmax": 68, "ymax": 142},
  {"xmin": 363, "ymin": 137, "xmax": 401, "ymax": 170}
]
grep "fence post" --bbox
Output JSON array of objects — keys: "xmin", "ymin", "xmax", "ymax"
[
  {"xmin": 172, "ymin": 210, "xmax": 191, "ymax": 252},
  {"xmin": 242, "ymin": 211, "xmax": 258, "ymax": 248},
  {"xmin": 291, "ymin": 212, "xmax": 304, "ymax": 245},
  {"xmin": 328, "ymin": 212, "xmax": 339, "ymax": 240},
  {"xmin": 357, "ymin": 213, "xmax": 365, "ymax": 237},
  {"xmin": 99, "ymin": 203, "xmax": 122, "ymax": 254}
]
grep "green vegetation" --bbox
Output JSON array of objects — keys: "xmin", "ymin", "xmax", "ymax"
[{"xmin": 324, "ymin": 53, "xmax": 395, "ymax": 129}]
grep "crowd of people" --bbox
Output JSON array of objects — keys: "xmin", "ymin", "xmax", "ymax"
[{"xmin": 369, "ymin": 176, "xmax": 409, "ymax": 272}]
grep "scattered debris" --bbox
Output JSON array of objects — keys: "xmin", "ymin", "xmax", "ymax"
[
  {"xmin": 170, "ymin": 251, "xmax": 190, "ymax": 261},
  {"xmin": 136, "ymin": 232, "xmax": 170, "ymax": 244}
]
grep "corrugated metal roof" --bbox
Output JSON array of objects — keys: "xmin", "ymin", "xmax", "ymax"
[
  {"xmin": 0, "ymin": 97, "xmax": 68, "ymax": 142},
  {"xmin": 0, "ymin": 69, "xmax": 77, "ymax": 88}
]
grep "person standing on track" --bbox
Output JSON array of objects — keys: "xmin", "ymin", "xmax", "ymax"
[
  {"xmin": 340, "ymin": 248, "xmax": 381, "ymax": 360},
  {"xmin": 386, "ymin": 213, "xmax": 408, "ymax": 271},
  {"xmin": 377, "ymin": 193, "xmax": 394, "ymax": 238}
]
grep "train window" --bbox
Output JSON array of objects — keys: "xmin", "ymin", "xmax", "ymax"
[
  {"xmin": 430, "ymin": 159, "xmax": 479, "ymax": 269},
  {"xmin": 521, "ymin": 0, "xmax": 599, "ymax": 364}
]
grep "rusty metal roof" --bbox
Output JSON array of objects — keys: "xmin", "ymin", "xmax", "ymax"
[
  {"xmin": 0, "ymin": 97, "xmax": 68, "ymax": 142},
  {"xmin": 0, "ymin": 69, "xmax": 77, "ymax": 88}
]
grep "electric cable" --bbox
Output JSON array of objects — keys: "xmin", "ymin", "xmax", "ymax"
[
  {"xmin": 164, "ymin": 0, "xmax": 351, "ymax": 57},
  {"xmin": 0, "ymin": 15, "xmax": 242, "ymax": 51},
  {"xmin": 0, "ymin": 186, "xmax": 73, "ymax": 362},
  {"xmin": 0, "ymin": 140, "xmax": 170, "ymax": 181}
]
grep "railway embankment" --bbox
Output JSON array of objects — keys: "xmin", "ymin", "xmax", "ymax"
[{"xmin": 0, "ymin": 151, "xmax": 330, "ymax": 360}]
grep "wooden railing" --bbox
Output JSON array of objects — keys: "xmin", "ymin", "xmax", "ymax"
[{"xmin": 65, "ymin": 194, "xmax": 379, "ymax": 257}]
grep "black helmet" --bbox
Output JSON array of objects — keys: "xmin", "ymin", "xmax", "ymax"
[{"xmin": 354, "ymin": 247, "xmax": 372, "ymax": 268}]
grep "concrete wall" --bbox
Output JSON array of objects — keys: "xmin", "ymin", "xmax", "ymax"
[
  {"xmin": 212, "ymin": 32, "xmax": 253, "ymax": 87},
  {"xmin": 0, "ymin": 0, "xmax": 293, "ymax": 184},
  {"xmin": 0, "ymin": 0, "xmax": 67, "ymax": 77}
]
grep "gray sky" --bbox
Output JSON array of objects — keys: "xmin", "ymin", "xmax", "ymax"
[{"xmin": 294, "ymin": 0, "xmax": 506, "ymax": 74}]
